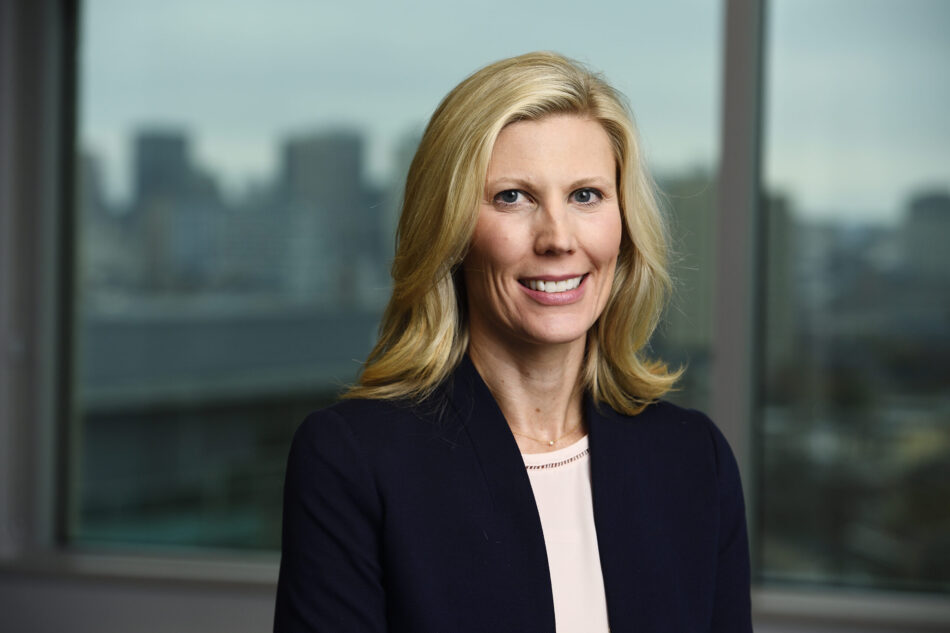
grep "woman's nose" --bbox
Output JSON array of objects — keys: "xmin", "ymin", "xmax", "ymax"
[{"xmin": 533, "ymin": 203, "xmax": 576, "ymax": 255}]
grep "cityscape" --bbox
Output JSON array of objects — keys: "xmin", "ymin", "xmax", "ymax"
[{"xmin": 74, "ymin": 125, "xmax": 949, "ymax": 591}]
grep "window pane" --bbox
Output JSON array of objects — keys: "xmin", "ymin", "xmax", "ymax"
[
  {"xmin": 760, "ymin": 0, "xmax": 950, "ymax": 592},
  {"xmin": 75, "ymin": 0, "xmax": 721, "ymax": 549}
]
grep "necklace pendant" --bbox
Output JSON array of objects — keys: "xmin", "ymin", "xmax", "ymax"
[{"xmin": 548, "ymin": 440, "xmax": 555, "ymax": 446}]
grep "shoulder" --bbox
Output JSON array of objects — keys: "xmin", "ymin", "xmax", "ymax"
[
  {"xmin": 592, "ymin": 398, "xmax": 740, "ymax": 481},
  {"xmin": 293, "ymin": 398, "xmax": 398, "ymax": 448},
  {"xmin": 285, "ymin": 399, "xmax": 417, "ymax": 500},
  {"xmin": 645, "ymin": 400, "xmax": 733, "ymax": 456},
  {"xmin": 595, "ymin": 398, "xmax": 721, "ymax": 443},
  {"xmin": 645, "ymin": 400, "xmax": 743, "ymax": 491},
  {"xmin": 291, "ymin": 394, "xmax": 461, "ymax": 463},
  {"xmin": 303, "ymin": 394, "xmax": 455, "ymax": 432}
]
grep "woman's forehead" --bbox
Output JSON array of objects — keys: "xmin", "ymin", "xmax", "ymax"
[{"xmin": 485, "ymin": 116, "xmax": 616, "ymax": 184}]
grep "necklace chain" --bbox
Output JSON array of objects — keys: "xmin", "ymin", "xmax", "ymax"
[{"xmin": 510, "ymin": 421, "xmax": 584, "ymax": 447}]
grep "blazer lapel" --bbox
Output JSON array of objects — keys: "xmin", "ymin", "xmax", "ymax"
[
  {"xmin": 588, "ymin": 400, "xmax": 676, "ymax": 632},
  {"xmin": 445, "ymin": 355, "xmax": 557, "ymax": 631}
]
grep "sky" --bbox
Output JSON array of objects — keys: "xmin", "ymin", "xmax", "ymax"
[
  {"xmin": 80, "ymin": 0, "xmax": 721, "ymax": 201},
  {"xmin": 763, "ymin": 0, "xmax": 950, "ymax": 222},
  {"xmin": 80, "ymin": 0, "xmax": 949, "ymax": 223}
]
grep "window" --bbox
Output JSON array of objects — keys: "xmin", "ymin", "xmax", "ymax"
[
  {"xmin": 758, "ymin": 0, "xmax": 950, "ymax": 593},
  {"xmin": 74, "ymin": 0, "xmax": 722, "ymax": 550},
  {"xmin": 4, "ymin": 0, "xmax": 950, "ymax": 630}
]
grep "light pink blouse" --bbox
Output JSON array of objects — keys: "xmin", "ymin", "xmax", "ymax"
[{"xmin": 522, "ymin": 436, "xmax": 611, "ymax": 632}]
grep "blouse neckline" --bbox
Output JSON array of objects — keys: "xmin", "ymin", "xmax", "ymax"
[{"xmin": 521, "ymin": 434, "xmax": 589, "ymax": 469}]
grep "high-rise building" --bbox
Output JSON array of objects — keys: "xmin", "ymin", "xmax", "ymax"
[
  {"xmin": 78, "ymin": 150, "xmax": 143, "ymax": 296},
  {"xmin": 903, "ymin": 191, "xmax": 950, "ymax": 281},
  {"xmin": 134, "ymin": 130, "xmax": 192, "ymax": 206},
  {"xmin": 131, "ymin": 129, "xmax": 225, "ymax": 291},
  {"xmin": 279, "ymin": 130, "xmax": 384, "ymax": 308},
  {"xmin": 282, "ymin": 130, "xmax": 363, "ymax": 208}
]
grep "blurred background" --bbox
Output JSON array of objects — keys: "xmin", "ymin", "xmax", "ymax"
[{"xmin": 1, "ymin": 0, "xmax": 947, "ymax": 631}]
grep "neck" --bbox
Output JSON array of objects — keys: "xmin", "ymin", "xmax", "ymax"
[{"xmin": 468, "ymin": 335, "xmax": 587, "ymax": 454}]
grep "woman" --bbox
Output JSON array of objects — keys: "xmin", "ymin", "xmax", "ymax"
[{"xmin": 275, "ymin": 52, "xmax": 751, "ymax": 632}]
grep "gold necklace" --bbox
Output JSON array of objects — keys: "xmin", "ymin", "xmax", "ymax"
[{"xmin": 510, "ymin": 422, "xmax": 584, "ymax": 447}]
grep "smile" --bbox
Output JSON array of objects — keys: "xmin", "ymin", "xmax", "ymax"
[{"xmin": 518, "ymin": 275, "xmax": 586, "ymax": 293}]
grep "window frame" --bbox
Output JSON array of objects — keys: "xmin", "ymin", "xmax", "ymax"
[{"xmin": 0, "ymin": 0, "xmax": 947, "ymax": 630}]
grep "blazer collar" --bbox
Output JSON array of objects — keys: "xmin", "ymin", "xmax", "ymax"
[
  {"xmin": 446, "ymin": 354, "xmax": 652, "ymax": 631},
  {"xmin": 444, "ymin": 354, "xmax": 662, "ymax": 632},
  {"xmin": 444, "ymin": 355, "xmax": 556, "ymax": 629},
  {"xmin": 587, "ymin": 398, "xmax": 638, "ymax": 630},
  {"xmin": 445, "ymin": 354, "xmax": 624, "ymax": 509},
  {"xmin": 589, "ymin": 397, "xmax": 678, "ymax": 630},
  {"xmin": 445, "ymin": 354, "xmax": 539, "ymax": 521}
]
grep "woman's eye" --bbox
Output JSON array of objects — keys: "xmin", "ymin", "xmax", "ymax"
[
  {"xmin": 572, "ymin": 188, "xmax": 602, "ymax": 205},
  {"xmin": 494, "ymin": 190, "xmax": 524, "ymax": 205}
]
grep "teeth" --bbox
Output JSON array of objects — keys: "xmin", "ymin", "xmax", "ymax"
[{"xmin": 524, "ymin": 275, "xmax": 583, "ymax": 293}]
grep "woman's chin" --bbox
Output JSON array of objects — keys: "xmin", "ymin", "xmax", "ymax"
[{"xmin": 511, "ymin": 325, "xmax": 591, "ymax": 350}]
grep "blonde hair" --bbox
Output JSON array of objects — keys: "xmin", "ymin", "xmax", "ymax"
[{"xmin": 346, "ymin": 51, "xmax": 679, "ymax": 414}]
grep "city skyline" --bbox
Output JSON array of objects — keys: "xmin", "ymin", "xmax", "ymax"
[
  {"xmin": 79, "ymin": 0, "xmax": 721, "ymax": 206},
  {"xmin": 81, "ymin": 121, "xmax": 947, "ymax": 232},
  {"xmin": 79, "ymin": 0, "xmax": 950, "ymax": 223}
]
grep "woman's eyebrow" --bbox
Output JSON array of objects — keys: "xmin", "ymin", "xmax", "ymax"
[
  {"xmin": 485, "ymin": 175, "xmax": 614, "ymax": 192},
  {"xmin": 567, "ymin": 176, "xmax": 614, "ymax": 190},
  {"xmin": 484, "ymin": 176, "xmax": 537, "ymax": 190}
]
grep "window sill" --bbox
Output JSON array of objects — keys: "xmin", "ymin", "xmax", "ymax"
[
  {"xmin": 0, "ymin": 547, "xmax": 278, "ymax": 588},
  {"xmin": 753, "ymin": 585, "xmax": 950, "ymax": 630},
  {"xmin": 3, "ymin": 551, "xmax": 949, "ymax": 630}
]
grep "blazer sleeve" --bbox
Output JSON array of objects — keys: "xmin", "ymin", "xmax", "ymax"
[
  {"xmin": 707, "ymin": 419, "xmax": 753, "ymax": 632},
  {"xmin": 274, "ymin": 409, "xmax": 387, "ymax": 633}
]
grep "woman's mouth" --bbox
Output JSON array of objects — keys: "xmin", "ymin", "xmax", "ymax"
[{"xmin": 518, "ymin": 274, "xmax": 586, "ymax": 293}]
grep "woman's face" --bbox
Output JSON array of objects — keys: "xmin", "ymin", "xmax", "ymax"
[{"xmin": 463, "ymin": 114, "xmax": 623, "ymax": 354}]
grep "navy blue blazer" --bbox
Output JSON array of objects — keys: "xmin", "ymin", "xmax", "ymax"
[{"xmin": 274, "ymin": 356, "xmax": 752, "ymax": 632}]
